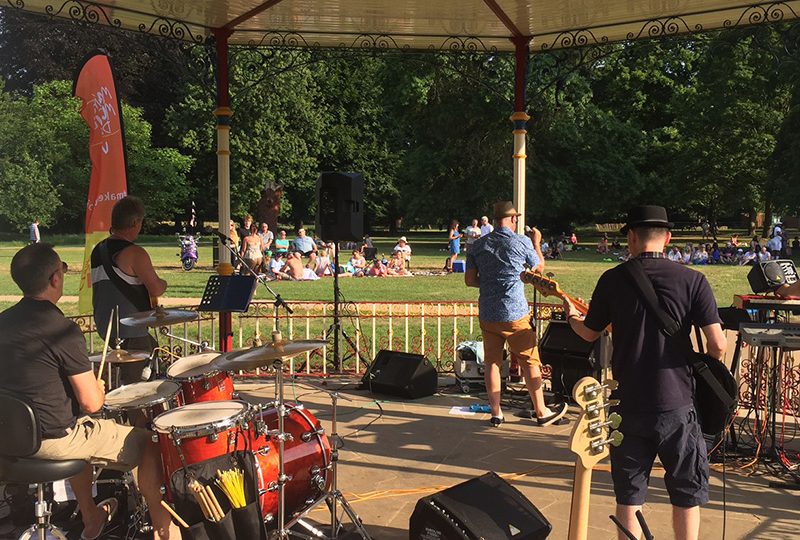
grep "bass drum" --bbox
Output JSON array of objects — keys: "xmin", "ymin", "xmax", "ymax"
[{"xmin": 251, "ymin": 403, "xmax": 332, "ymax": 521}]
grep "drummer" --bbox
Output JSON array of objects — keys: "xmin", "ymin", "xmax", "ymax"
[
  {"xmin": 0, "ymin": 244, "xmax": 178, "ymax": 539},
  {"xmin": 91, "ymin": 196, "xmax": 167, "ymax": 384}
]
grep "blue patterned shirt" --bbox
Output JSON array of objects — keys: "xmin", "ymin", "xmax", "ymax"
[{"xmin": 466, "ymin": 227, "xmax": 539, "ymax": 322}]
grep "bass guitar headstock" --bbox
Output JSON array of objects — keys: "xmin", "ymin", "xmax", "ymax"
[
  {"xmin": 520, "ymin": 270, "xmax": 590, "ymax": 315},
  {"xmin": 569, "ymin": 377, "xmax": 623, "ymax": 470}
]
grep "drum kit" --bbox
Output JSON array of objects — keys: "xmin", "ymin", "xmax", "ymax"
[{"xmin": 95, "ymin": 305, "xmax": 372, "ymax": 539}]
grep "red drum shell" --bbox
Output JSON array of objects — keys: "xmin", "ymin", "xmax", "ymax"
[
  {"xmin": 250, "ymin": 403, "xmax": 332, "ymax": 520},
  {"xmin": 167, "ymin": 353, "xmax": 234, "ymax": 404},
  {"xmin": 152, "ymin": 400, "xmax": 252, "ymax": 500}
]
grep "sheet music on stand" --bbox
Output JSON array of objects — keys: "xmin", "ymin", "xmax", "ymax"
[{"xmin": 198, "ymin": 275, "xmax": 257, "ymax": 312}]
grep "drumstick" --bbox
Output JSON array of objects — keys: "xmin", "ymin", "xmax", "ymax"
[
  {"xmin": 160, "ymin": 500, "xmax": 189, "ymax": 528},
  {"xmin": 97, "ymin": 307, "xmax": 115, "ymax": 381},
  {"xmin": 204, "ymin": 485, "xmax": 225, "ymax": 520}
]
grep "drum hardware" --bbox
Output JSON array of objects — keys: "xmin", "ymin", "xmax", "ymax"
[
  {"xmin": 120, "ymin": 306, "xmax": 199, "ymax": 328},
  {"xmin": 301, "ymin": 429, "xmax": 325, "ymax": 443},
  {"xmin": 159, "ymin": 325, "xmax": 214, "ymax": 355}
]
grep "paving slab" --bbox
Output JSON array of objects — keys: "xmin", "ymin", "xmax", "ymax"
[{"xmin": 238, "ymin": 376, "xmax": 800, "ymax": 540}]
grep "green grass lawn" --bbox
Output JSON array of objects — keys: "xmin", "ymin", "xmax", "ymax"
[{"xmin": 0, "ymin": 230, "xmax": 779, "ymax": 316}]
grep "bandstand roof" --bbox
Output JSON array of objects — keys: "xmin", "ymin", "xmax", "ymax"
[{"xmin": 9, "ymin": 1, "xmax": 800, "ymax": 52}]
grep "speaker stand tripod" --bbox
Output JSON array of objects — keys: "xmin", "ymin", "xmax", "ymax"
[{"xmin": 327, "ymin": 242, "xmax": 368, "ymax": 373}]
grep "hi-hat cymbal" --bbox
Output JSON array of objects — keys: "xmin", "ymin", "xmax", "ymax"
[
  {"xmin": 120, "ymin": 307, "xmax": 199, "ymax": 328},
  {"xmin": 89, "ymin": 349, "xmax": 151, "ymax": 364},
  {"xmin": 213, "ymin": 339, "xmax": 327, "ymax": 371}
]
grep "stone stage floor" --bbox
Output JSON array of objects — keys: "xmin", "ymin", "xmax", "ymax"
[{"xmin": 235, "ymin": 376, "xmax": 800, "ymax": 540}]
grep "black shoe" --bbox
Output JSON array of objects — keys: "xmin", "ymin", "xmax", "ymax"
[
  {"xmin": 490, "ymin": 416, "xmax": 504, "ymax": 427},
  {"xmin": 537, "ymin": 402, "xmax": 568, "ymax": 426}
]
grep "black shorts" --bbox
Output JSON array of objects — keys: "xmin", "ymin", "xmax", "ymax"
[{"xmin": 610, "ymin": 405, "xmax": 708, "ymax": 508}]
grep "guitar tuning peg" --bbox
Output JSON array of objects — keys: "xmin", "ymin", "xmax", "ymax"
[
  {"xmin": 609, "ymin": 430, "xmax": 624, "ymax": 447},
  {"xmin": 608, "ymin": 412, "xmax": 622, "ymax": 430},
  {"xmin": 602, "ymin": 379, "xmax": 619, "ymax": 391}
]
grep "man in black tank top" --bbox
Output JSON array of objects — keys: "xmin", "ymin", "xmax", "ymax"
[{"xmin": 90, "ymin": 196, "xmax": 167, "ymax": 384}]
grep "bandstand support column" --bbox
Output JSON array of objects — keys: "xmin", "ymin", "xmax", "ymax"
[
  {"xmin": 214, "ymin": 28, "xmax": 234, "ymax": 352},
  {"xmin": 511, "ymin": 37, "xmax": 531, "ymax": 234}
]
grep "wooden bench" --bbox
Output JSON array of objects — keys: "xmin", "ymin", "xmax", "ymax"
[{"xmin": 595, "ymin": 223, "xmax": 624, "ymax": 233}]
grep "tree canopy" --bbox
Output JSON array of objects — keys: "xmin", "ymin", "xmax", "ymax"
[{"xmin": 1, "ymin": 7, "xmax": 799, "ymax": 234}]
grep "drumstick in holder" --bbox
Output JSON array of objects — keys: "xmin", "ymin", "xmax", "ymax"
[{"xmin": 190, "ymin": 480, "xmax": 223, "ymax": 521}]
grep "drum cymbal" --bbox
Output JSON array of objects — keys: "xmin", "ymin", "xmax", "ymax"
[
  {"xmin": 120, "ymin": 307, "xmax": 198, "ymax": 328},
  {"xmin": 213, "ymin": 339, "xmax": 327, "ymax": 371},
  {"xmin": 89, "ymin": 349, "xmax": 151, "ymax": 364}
]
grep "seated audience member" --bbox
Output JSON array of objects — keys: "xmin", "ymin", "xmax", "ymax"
[
  {"xmin": 682, "ymin": 246, "xmax": 692, "ymax": 265},
  {"xmin": 0, "ymin": 244, "xmax": 178, "ymax": 539},
  {"xmin": 667, "ymin": 246, "xmax": 682, "ymax": 263},
  {"xmin": 611, "ymin": 237, "xmax": 622, "ymax": 249},
  {"xmin": 759, "ymin": 246, "xmax": 772, "ymax": 262},
  {"xmin": 261, "ymin": 250, "xmax": 274, "ymax": 278},
  {"xmin": 292, "ymin": 228, "xmax": 317, "ymax": 256},
  {"xmin": 541, "ymin": 240, "xmax": 550, "ymax": 254},
  {"xmin": 281, "ymin": 252, "xmax": 305, "ymax": 280},
  {"xmin": 362, "ymin": 234, "xmax": 374, "ymax": 251},
  {"xmin": 720, "ymin": 243, "xmax": 736, "ymax": 264},
  {"xmin": 274, "ymin": 230, "xmax": 290, "ymax": 257},
  {"xmin": 710, "ymin": 243, "xmax": 721, "ymax": 264},
  {"xmin": 387, "ymin": 251, "xmax": 412, "ymax": 276},
  {"xmin": 367, "ymin": 259, "xmax": 388, "ymax": 277},
  {"xmin": 315, "ymin": 247, "xmax": 332, "ymax": 277},
  {"xmin": 349, "ymin": 250, "xmax": 367, "ymax": 277},
  {"xmin": 597, "ymin": 233, "xmax": 609, "ymax": 254},
  {"xmin": 392, "ymin": 236, "xmax": 412, "ymax": 267},
  {"xmin": 691, "ymin": 246, "xmax": 709, "ymax": 265},
  {"xmin": 740, "ymin": 249, "xmax": 757, "ymax": 265},
  {"xmin": 750, "ymin": 235, "xmax": 761, "ymax": 253}
]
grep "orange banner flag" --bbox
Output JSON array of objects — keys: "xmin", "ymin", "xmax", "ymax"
[{"xmin": 74, "ymin": 51, "xmax": 128, "ymax": 313}]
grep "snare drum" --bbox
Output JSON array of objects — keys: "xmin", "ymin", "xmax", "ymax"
[
  {"xmin": 152, "ymin": 400, "xmax": 253, "ymax": 500},
  {"xmin": 104, "ymin": 380, "xmax": 182, "ymax": 424},
  {"xmin": 166, "ymin": 352, "xmax": 233, "ymax": 404},
  {"xmin": 251, "ymin": 403, "xmax": 332, "ymax": 520}
]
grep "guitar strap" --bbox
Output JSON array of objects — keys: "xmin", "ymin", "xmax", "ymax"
[{"xmin": 623, "ymin": 258, "xmax": 736, "ymax": 412}]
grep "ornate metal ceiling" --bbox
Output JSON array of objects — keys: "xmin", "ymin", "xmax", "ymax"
[{"xmin": 6, "ymin": 1, "xmax": 800, "ymax": 52}]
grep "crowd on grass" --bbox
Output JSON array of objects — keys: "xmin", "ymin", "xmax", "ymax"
[{"xmin": 229, "ymin": 215, "xmax": 414, "ymax": 281}]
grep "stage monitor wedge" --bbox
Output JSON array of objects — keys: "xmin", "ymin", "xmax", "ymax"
[
  {"xmin": 409, "ymin": 471, "xmax": 551, "ymax": 539},
  {"xmin": 361, "ymin": 350, "xmax": 437, "ymax": 399},
  {"xmin": 316, "ymin": 171, "xmax": 364, "ymax": 241},
  {"xmin": 747, "ymin": 259, "xmax": 798, "ymax": 294}
]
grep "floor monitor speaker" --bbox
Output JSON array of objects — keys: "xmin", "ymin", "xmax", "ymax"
[
  {"xmin": 361, "ymin": 350, "xmax": 437, "ymax": 399},
  {"xmin": 315, "ymin": 171, "xmax": 364, "ymax": 241},
  {"xmin": 409, "ymin": 471, "xmax": 551, "ymax": 539},
  {"xmin": 747, "ymin": 259, "xmax": 798, "ymax": 294}
]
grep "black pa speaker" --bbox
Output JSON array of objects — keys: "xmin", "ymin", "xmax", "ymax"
[
  {"xmin": 540, "ymin": 320, "xmax": 602, "ymax": 402},
  {"xmin": 315, "ymin": 171, "xmax": 364, "ymax": 241},
  {"xmin": 360, "ymin": 350, "xmax": 437, "ymax": 399},
  {"xmin": 747, "ymin": 259, "xmax": 799, "ymax": 294},
  {"xmin": 409, "ymin": 471, "xmax": 551, "ymax": 540}
]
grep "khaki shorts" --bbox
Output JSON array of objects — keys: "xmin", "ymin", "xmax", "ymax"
[
  {"xmin": 34, "ymin": 416, "xmax": 150, "ymax": 472},
  {"xmin": 480, "ymin": 315, "xmax": 540, "ymax": 368}
]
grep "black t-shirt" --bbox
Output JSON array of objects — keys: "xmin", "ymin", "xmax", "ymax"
[
  {"xmin": 0, "ymin": 298, "xmax": 91, "ymax": 438},
  {"xmin": 583, "ymin": 257, "xmax": 721, "ymax": 413}
]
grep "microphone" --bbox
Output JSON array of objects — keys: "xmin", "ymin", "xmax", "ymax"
[{"xmin": 215, "ymin": 230, "xmax": 232, "ymax": 244}]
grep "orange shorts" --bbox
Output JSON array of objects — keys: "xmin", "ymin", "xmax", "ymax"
[{"xmin": 479, "ymin": 315, "xmax": 540, "ymax": 367}]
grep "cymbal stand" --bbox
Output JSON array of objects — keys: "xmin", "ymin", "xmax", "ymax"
[
  {"xmin": 269, "ymin": 355, "xmax": 293, "ymax": 539},
  {"xmin": 282, "ymin": 389, "xmax": 371, "ymax": 539}
]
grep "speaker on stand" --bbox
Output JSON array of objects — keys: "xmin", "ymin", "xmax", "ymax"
[{"xmin": 315, "ymin": 172, "xmax": 365, "ymax": 371}]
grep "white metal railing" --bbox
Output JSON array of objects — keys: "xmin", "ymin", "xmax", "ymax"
[{"xmin": 71, "ymin": 300, "xmax": 565, "ymax": 375}]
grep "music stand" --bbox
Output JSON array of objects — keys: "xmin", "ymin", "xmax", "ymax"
[{"xmin": 198, "ymin": 275, "xmax": 257, "ymax": 312}]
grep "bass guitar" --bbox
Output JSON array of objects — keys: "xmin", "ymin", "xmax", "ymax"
[
  {"xmin": 520, "ymin": 270, "xmax": 589, "ymax": 315},
  {"xmin": 567, "ymin": 377, "xmax": 623, "ymax": 540}
]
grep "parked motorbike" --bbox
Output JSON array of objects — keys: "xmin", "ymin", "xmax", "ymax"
[{"xmin": 177, "ymin": 233, "xmax": 199, "ymax": 271}]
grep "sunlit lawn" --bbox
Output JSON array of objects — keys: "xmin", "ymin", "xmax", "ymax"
[{"xmin": 0, "ymin": 230, "xmax": 777, "ymax": 316}]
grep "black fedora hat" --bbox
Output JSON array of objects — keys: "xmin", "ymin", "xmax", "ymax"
[{"xmin": 620, "ymin": 205, "xmax": 674, "ymax": 234}]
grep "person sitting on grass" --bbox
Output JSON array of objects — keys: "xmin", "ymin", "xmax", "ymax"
[
  {"xmin": 691, "ymin": 245, "xmax": 708, "ymax": 265},
  {"xmin": 281, "ymin": 252, "xmax": 305, "ymax": 280},
  {"xmin": 314, "ymin": 247, "xmax": 332, "ymax": 277},
  {"xmin": 392, "ymin": 236, "xmax": 412, "ymax": 268},
  {"xmin": 367, "ymin": 258, "xmax": 388, "ymax": 277},
  {"xmin": 274, "ymin": 230, "xmax": 290, "ymax": 257},
  {"xmin": 667, "ymin": 246, "xmax": 682, "ymax": 263},
  {"xmin": 387, "ymin": 251, "xmax": 412, "ymax": 276},
  {"xmin": 349, "ymin": 250, "xmax": 367, "ymax": 277}
]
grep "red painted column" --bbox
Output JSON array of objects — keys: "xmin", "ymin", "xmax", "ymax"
[{"xmin": 214, "ymin": 28, "xmax": 234, "ymax": 352}]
